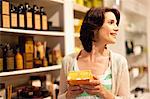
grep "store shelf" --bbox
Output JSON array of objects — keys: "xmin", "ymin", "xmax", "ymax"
[
  {"xmin": 74, "ymin": 33, "xmax": 80, "ymax": 37},
  {"xmin": 122, "ymin": 0, "xmax": 146, "ymax": 17},
  {"xmin": 74, "ymin": 3, "xmax": 89, "ymax": 19},
  {"xmin": 73, "ymin": 3, "xmax": 89, "ymax": 13},
  {"xmin": 0, "ymin": 28, "xmax": 65, "ymax": 36},
  {"xmin": 0, "ymin": 65, "xmax": 62, "ymax": 77},
  {"xmin": 130, "ymin": 72, "xmax": 148, "ymax": 91},
  {"xmin": 50, "ymin": 0, "xmax": 64, "ymax": 4}
]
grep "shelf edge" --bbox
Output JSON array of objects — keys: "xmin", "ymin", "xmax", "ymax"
[
  {"xmin": 0, "ymin": 28, "xmax": 65, "ymax": 36},
  {"xmin": 0, "ymin": 65, "xmax": 62, "ymax": 77}
]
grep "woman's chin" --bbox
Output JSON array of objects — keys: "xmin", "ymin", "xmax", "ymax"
[{"xmin": 107, "ymin": 38, "xmax": 116, "ymax": 43}]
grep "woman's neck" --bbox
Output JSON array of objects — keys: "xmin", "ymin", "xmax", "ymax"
[{"xmin": 92, "ymin": 44, "xmax": 108, "ymax": 56}]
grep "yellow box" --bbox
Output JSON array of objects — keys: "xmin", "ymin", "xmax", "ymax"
[{"xmin": 67, "ymin": 70, "xmax": 93, "ymax": 85}]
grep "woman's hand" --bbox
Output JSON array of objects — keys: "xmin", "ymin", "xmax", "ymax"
[
  {"xmin": 80, "ymin": 76, "xmax": 114, "ymax": 99},
  {"xmin": 66, "ymin": 85, "xmax": 84, "ymax": 99}
]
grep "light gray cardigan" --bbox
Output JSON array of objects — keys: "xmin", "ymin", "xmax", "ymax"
[{"xmin": 58, "ymin": 51, "xmax": 130, "ymax": 99}]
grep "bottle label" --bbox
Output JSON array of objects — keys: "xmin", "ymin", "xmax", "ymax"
[
  {"xmin": 7, "ymin": 57, "xmax": 14, "ymax": 70},
  {"xmin": 24, "ymin": 53, "xmax": 33, "ymax": 61},
  {"xmin": 35, "ymin": 14, "xmax": 41, "ymax": 30},
  {"xmin": 25, "ymin": 43, "xmax": 33, "ymax": 53},
  {"xmin": 0, "ymin": 58, "xmax": 3, "ymax": 71},
  {"xmin": 27, "ymin": 12, "xmax": 33, "ymax": 28},
  {"xmin": 3, "ymin": 15, "xmax": 10, "ymax": 28},
  {"xmin": 34, "ymin": 59, "xmax": 42, "ymax": 65},
  {"xmin": 2, "ymin": 1, "xmax": 9, "ymax": 15},
  {"xmin": 42, "ymin": 15, "xmax": 48, "ymax": 30},
  {"xmin": 25, "ymin": 61, "xmax": 33, "ymax": 69},
  {"xmin": 11, "ymin": 13, "xmax": 17, "ymax": 27},
  {"xmin": 16, "ymin": 59, "xmax": 23, "ymax": 70},
  {"xmin": 19, "ymin": 14, "xmax": 25, "ymax": 28},
  {"xmin": 43, "ymin": 58, "xmax": 48, "ymax": 67}
]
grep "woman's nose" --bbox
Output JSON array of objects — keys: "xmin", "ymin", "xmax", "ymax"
[{"xmin": 114, "ymin": 25, "xmax": 119, "ymax": 32}]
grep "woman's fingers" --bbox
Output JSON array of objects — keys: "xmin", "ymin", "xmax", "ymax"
[
  {"xmin": 89, "ymin": 79, "xmax": 100, "ymax": 85},
  {"xmin": 93, "ymin": 75, "xmax": 98, "ymax": 80},
  {"xmin": 67, "ymin": 85, "xmax": 84, "ymax": 98},
  {"xmin": 69, "ymin": 85, "xmax": 82, "ymax": 91}
]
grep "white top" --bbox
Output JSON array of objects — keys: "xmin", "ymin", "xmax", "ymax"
[{"xmin": 71, "ymin": 58, "xmax": 112, "ymax": 99}]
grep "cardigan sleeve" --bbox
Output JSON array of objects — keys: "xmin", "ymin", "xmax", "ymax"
[
  {"xmin": 58, "ymin": 55, "xmax": 75, "ymax": 99},
  {"xmin": 115, "ymin": 57, "xmax": 131, "ymax": 99},
  {"xmin": 58, "ymin": 67, "xmax": 67, "ymax": 99},
  {"xmin": 58, "ymin": 57, "xmax": 68, "ymax": 99}
]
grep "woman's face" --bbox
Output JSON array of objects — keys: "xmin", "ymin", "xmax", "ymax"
[{"xmin": 96, "ymin": 12, "xmax": 119, "ymax": 44}]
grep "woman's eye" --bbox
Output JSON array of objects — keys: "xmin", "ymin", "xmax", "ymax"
[{"xmin": 108, "ymin": 21, "xmax": 114, "ymax": 24}]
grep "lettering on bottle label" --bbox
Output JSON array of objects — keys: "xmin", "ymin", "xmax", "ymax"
[
  {"xmin": 7, "ymin": 57, "xmax": 14, "ymax": 70},
  {"xmin": 11, "ymin": 13, "xmax": 17, "ymax": 27},
  {"xmin": 25, "ymin": 61, "xmax": 33, "ymax": 69},
  {"xmin": 19, "ymin": 14, "xmax": 25, "ymax": 28},
  {"xmin": 25, "ymin": 43, "xmax": 33, "ymax": 53},
  {"xmin": 25, "ymin": 53, "xmax": 33, "ymax": 61},
  {"xmin": 35, "ymin": 14, "xmax": 41, "ymax": 30},
  {"xmin": 2, "ymin": 1, "xmax": 9, "ymax": 15},
  {"xmin": 27, "ymin": 12, "xmax": 32, "ymax": 28},
  {"xmin": 0, "ymin": 58, "xmax": 3, "ymax": 71},
  {"xmin": 3, "ymin": 15, "xmax": 10, "ymax": 28},
  {"xmin": 42, "ymin": 15, "xmax": 47, "ymax": 30}
]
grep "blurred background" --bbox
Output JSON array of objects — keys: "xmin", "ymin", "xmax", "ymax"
[{"xmin": 0, "ymin": 0, "xmax": 150, "ymax": 99}]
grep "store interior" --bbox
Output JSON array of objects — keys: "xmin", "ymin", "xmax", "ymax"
[{"xmin": 0, "ymin": 0, "xmax": 150, "ymax": 98}]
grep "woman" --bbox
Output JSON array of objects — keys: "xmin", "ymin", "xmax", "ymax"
[{"xmin": 58, "ymin": 7, "xmax": 130, "ymax": 99}]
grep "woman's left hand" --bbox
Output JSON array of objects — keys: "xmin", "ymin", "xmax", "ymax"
[{"xmin": 80, "ymin": 76, "xmax": 113, "ymax": 98}]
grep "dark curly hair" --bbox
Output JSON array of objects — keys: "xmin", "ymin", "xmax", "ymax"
[{"xmin": 79, "ymin": 7, "xmax": 120, "ymax": 52}]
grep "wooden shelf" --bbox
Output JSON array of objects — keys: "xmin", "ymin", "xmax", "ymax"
[
  {"xmin": 122, "ymin": 0, "xmax": 146, "ymax": 17},
  {"xmin": 130, "ymin": 72, "xmax": 148, "ymax": 91},
  {"xmin": 73, "ymin": 3, "xmax": 89, "ymax": 19},
  {"xmin": 50, "ymin": 0, "xmax": 64, "ymax": 4},
  {"xmin": 73, "ymin": 3, "xmax": 89, "ymax": 13},
  {"xmin": 0, "ymin": 65, "xmax": 62, "ymax": 77},
  {"xmin": 0, "ymin": 28, "xmax": 65, "ymax": 36},
  {"xmin": 74, "ymin": 33, "xmax": 80, "ymax": 37}
]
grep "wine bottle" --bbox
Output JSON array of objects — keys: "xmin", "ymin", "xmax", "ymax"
[
  {"xmin": 6, "ymin": 48, "xmax": 14, "ymax": 71},
  {"xmin": 32, "ymin": 5, "xmax": 41, "ymax": 30},
  {"xmin": 0, "ymin": 0, "xmax": 10, "ymax": 28},
  {"xmin": 19, "ymin": 36, "xmax": 34, "ymax": 69},
  {"xmin": 2, "ymin": 43, "xmax": 9, "ymax": 72},
  {"xmin": 0, "ymin": 44, "xmax": 3, "ymax": 72},
  {"xmin": 10, "ymin": 4, "xmax": 18, "ymax": 29},
  {"xmin": 40, "ymin": 7, "xmax": 48, "ymax": 31},
  {"xmin": 15, "ymin": 48, "xmax": 23, "ymax": 70},
  {"xmin": 25, "ymin": 3, "xmax": 33, "ymax": 30},
  {"xmin": 18, "ymin": 4, "xmax": 25, "ymax": 29}
]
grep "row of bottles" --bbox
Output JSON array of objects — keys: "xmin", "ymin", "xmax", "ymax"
[
  {"xmin": 0, "ymin": 0, "xmax": 48, "ymax": 31},
  {"xmin": 74, "ymin": 0, "xmax": 103, "ymax": 8},
  {"xmin": 0, "ymin": 36, "xmax": 63, "ymax": 72}
]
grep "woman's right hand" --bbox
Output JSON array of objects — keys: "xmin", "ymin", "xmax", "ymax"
[{"xmin": 66, "ymin": 85, "xmax": 84, "ymax": 99}]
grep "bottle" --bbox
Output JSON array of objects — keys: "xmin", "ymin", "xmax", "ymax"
[
  {"xmin": 2, "ymin": 43, "xmax": 9, "ymax": 72},
  {"xmin": 0, "ymin": 45, "xmax": 3, "ymax": 72},
  {"xmin": 6, "ymin": 48, "xmax": 14, "ymax": 71},
  {"xmin": 0, "ymin": 0, "xmax": 10, "ymax": 28},
  {"xmin": 34, "ymin": 51, "xmax": 43, "ymax": 68},
  {"xmin": 0, "ymin": 83, "xmax": 6, "ymax": 99},
  {"xmin": 32, "ymin": 5, "xmax": 41, "ymax": 30},
  {"xmin": 25, "ymin": 3, "xmax": 33, "ymax": 30},
  {"xmin": 40, "ymin": 7, "xmax": 48, "ymax": 31},
  {"xmin": 15, "ymin": 48, "xmax": 23, "ymax": 70},
  {"xmin": 10, "ymin": 4, "xmax": 18, "ymax": 29},
  {"xmin": 40, "ymin": 75, "xmax": 50, "ymax": 98},
  {"xmin": 18, "ymin": 4, "xmax": 25, "ymax": 29},
  {"xmin": 19, "ymin": 36, "xmax": 34, "ymax": 69}
]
